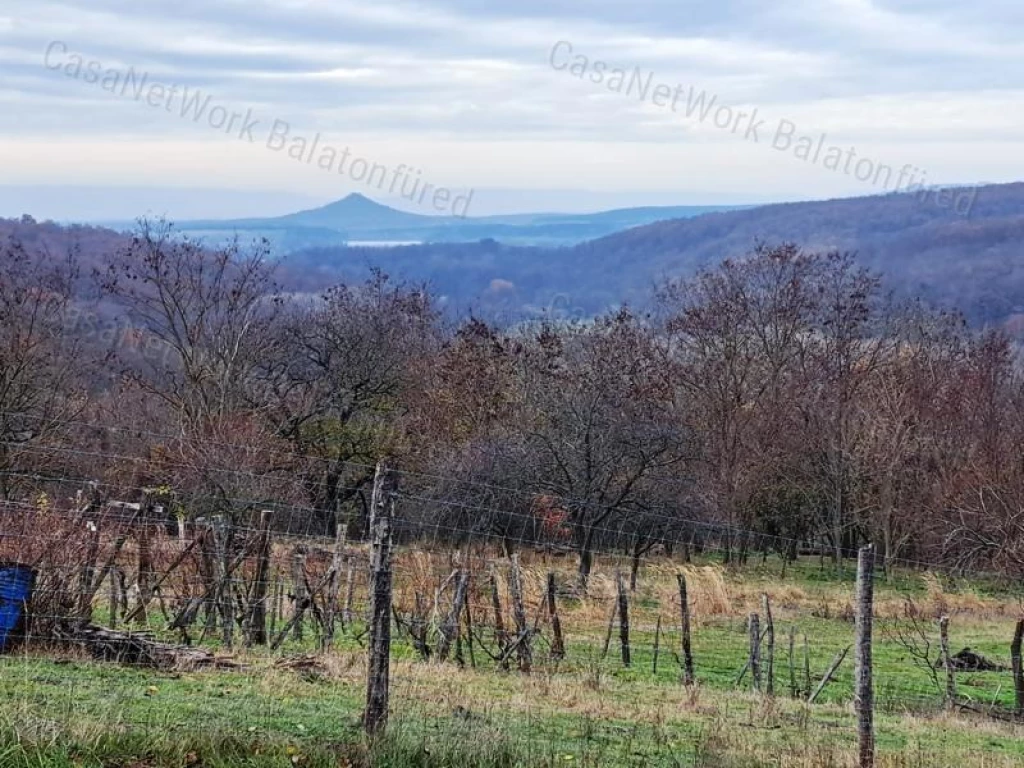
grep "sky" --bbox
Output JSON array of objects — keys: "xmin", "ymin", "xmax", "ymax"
[{"xmin": 0, "ymin": 0, "xmax": 1022, "ymax": 219}]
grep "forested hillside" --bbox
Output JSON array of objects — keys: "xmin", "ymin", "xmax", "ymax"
[{"xmin": 288, "ymin": 183, "xmax": 1024, "ymax": 329}]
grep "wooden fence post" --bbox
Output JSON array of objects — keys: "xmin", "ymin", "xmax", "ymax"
[
  {"xmin": 748, "ymin": 612, "xmax": 761, "ymax": 692},
  {"xmin": 652, "ymin": 615, "xmax": 662, "ymax": 675},
  {"xmin": 342, "ymin": 563, "xmax": 356, "ymax": 628},
  {"xmin": 854, "ymin": 544, "xmax": 875, "ymax": 768},
  {"xmin": 322, "ymin": 509, "xmax": 348, "ymax": 650},
  {"xmin": 939, "ymin": 615, "xmax": 955, "ymax": 706},
  {"xmin": 1011, "ymin": 618, "xmax": 1024, "ymax": 714},
  {"xmin": 364, "ymin": 462, "xmax": 397, "ymax": 737},
  {"xmin": 290, "ymin": 545, "xmax": 307, "ymax": 642},
  {"xmin": 211, "ymin": 514, "xmax": 234, "ymax": 649},
  {"xmin": 489, "ymin": 566, "xmax": 509, "ymax": 670},
  {"xmin": 78, "ymin": 519, "xmax": 101, "ymax": 620},
  {"xmin": 616, "ymin": 571, "xmax": 631, "ymax": 667},
  {"xmin": 547, "ymin": 572, "xmax": 565, "ymax": 660},
  {"xmin": 803, "ymin": 633, "xmax": 811, "ymax": 699},
  {"xmin": 762, "ymin": 594, "xmax": 775, "ymax": 696},
  {"xmin": 508, "ymin": 554, "xmax": 532, "ymax": 673},
  {"xmin": 108, "ymin": 566, "xmax": 119, "ymax": 628},
  {"xmin": 788, "ymin": 626, "xmax": 796, "ymax": 698},
  {"xmin": 246, "ymin": 510, "xmax": 272, "ymax": 647},
  {"xmin": 677, "ymin": 573, "xmax": 695, "ymax": 685},
  {"xmin": 601, "ymin": 598, "xmax": 616, "ymax": 660},
  {"xmin": 437, "ymin": 570, "xmax": 469, "ymax": 662}
]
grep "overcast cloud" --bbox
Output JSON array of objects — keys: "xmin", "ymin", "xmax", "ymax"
[{"xmin": 0, "ymin": 0, "xmax": 1021, "ymax": 217}]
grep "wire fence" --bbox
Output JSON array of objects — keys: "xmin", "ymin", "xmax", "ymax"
[{"xmin": 3, "ymin": 442, "xmax": 1024, "ymax": 766}]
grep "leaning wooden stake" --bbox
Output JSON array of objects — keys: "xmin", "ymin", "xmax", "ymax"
[
  {"xmin": 939, "ymin": 615, "xmax": 955, "ymax": 707},
  {"xmin": 508, "ymin": 554, "xmax": 532, "ymax": 673},
  {"xmin": 809, "ymin": 645, "xmax": 850, "ymax": 704},
  {"xmin": 854, "ymin": 544, "xmax": 875, "ymax": 768},
  {"xmin": 762, "ymin": 594, "xmax": 775, "ymax": 696},
  {"xmin": 1011, "ymin": 618, "xmax": 1024, "ymax": 714},
  {"xmin": 748, "ymin": 613, "xmax": 761, "ymax": 692},
  {"xmin": 364, "ymin": 462, "xmax": 398, "ymax": 737},
  {"xmin": 616, "ymin": 571, "xmax": 631, "ymax": 667},
  {"xmin": 677, "ymin": 573, "xmax": 695, "ymax": 685},
  {"xmin": 547, "ymin": 572, "xmax": 565, "ymax": 660},
  {"xmin": 601, "ymin": 598, "xmax": 617, "ymax": 660}
]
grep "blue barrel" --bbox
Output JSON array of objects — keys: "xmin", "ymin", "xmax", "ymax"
[{"xmin": 0, "ymin": 563, "xmax": 35, "ymax": 652}]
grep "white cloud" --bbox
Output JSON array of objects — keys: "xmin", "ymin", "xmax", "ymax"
[{"xmin": 0, "ymin": 0, "xmax": 1020, "ymax": 214}]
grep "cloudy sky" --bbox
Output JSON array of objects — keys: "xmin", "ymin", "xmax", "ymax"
[{"xmin": 0, "ymin": 0, "xmax": 1022, "ymax": 218}]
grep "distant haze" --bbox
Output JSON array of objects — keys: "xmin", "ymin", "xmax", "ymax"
[{"xmin": 0, "ymin": 184, "xmax": 772, "ymax": 224}]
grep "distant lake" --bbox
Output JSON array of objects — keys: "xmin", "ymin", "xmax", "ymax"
[{"xmin": 346, "ymin": 240, "xmax": 423, "ymax": 248}]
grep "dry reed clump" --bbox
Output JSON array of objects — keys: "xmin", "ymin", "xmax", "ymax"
[
  {"xmin": 675, "ymin": 565, "xmax": 732, "ymax": 619},
  {"xmin": 870, "ymin": 572, "xmax": 1002, "ymax": 620}
]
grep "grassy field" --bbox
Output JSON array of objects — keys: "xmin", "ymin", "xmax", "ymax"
[{"xmin": 3, "ymin": 553, "xmax": 1024, "ymax": 767}]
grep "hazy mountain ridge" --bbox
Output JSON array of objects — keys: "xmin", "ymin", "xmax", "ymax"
[
  {"xmin": 285, "ymin": 183, "xmax": 1024, "ymax": 328},
  {"xmin": 4, "ymin": 183, "xmax": 1024, "ymax": 331},
  {"xmin": 173, "ymin": 193, "xmax": 747, "ymax": 248}
]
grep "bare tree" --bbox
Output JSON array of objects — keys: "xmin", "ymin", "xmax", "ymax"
[
  {"xmin": 0, "ymin": 236, "xmax": 86, "ymax": 498},
  {"xmin": 515, "ymin": 310, "xmax": 692, "ymax": 587}
]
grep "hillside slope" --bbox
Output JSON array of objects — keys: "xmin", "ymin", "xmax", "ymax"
[{"xmin": 289, "ymin": 183, "xmax": 1024, "ymax": 327}]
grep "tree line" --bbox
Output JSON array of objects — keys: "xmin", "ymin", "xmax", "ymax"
[{"xmin": 3, "ymin": 222, "xmax": 1024, "ymax": 583}]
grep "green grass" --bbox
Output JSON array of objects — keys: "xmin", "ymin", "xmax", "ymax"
[{"xmin": 3, "ymin": 555, "xmax": 1024, "ymax": 766}]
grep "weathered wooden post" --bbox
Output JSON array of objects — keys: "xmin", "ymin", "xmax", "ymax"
[
  {"xmin": 437, "ymin": 569, "xmax": 469, "ymax": 662},
  {"xmin": 788, "ymin": 626, "xmax": 797, "ymax": 698},
  {"xmin": 290, "ymin": 545, "xmax": 307, "ymax": 642},
  {"xmin": 652, "ymin": 615, "xmax": 662, "ymax": 675},
  {"xmin": 246, "ymin": 510, "xmax": 273, "ymax": 647},
  {"xmin": 939, "ymin": 615, "xmax": 955, "ymax": 706},
  {"xmin": 270, "ymin": 574, "xmax": 282, "ymax": 634},
  {"xmin": 748, "ymin": 612, "xmax": 761, "ymax": 692},
  {"xmin": 854, "ymin": 544, "xmax": 875, "ymax": 768},
  {"xmin": 364, "ymin": 462, "xmax": 397, "ymax": 737},
  {"xmin": 601, "ymin": 598, "xmax": 616, "ymax": 660},
  {"xmin": 489, "ymin": 566, "xmax": 509, "ymax": 670},
  {"xmin": 212, "ymin": 515, "xmax": 234, "ymax": 649},
  {"xmin": 677, "ymin": 573, "xmax": 695, "ymax": 685},
  {"xmin": 547, "ymin": 572, "xmax": 565, "ymax": 660},
  {"xmin": 762, "ymin": 594, "xmax": 775, "ymax": 696},
  {"xmin": 803, "ymin": 634, "xmax": 811, "ymax": 699},
  {"xmin": 616, "ymin": 571, "xmax": 631, "ymax": 667},
  {"xmin": 78, "ymin": 519, "xmax": 101, "ymax": 620},
  {"xmin": 108, "ymin": 566, "xmax": 119, "ymax": 628},
  {"xmin": 342, "ymin": 563, "xmax": 356, "ymax": 628},
  {"xmin": 508, "ymin": 554, "xmax": 532, "ymax": 673},
  {"xmin": 134, "ymin": 504, "xmax": 156, "ymax": 626},
  {"xmin": 1011, "ymin": 618, "xmax": 1024, "ymax": 714},
  {"xmin": 322, "ymin": 508, "xmax": 348, "ymax": 651},
  {"xmin": 464, "ymin": 581, "xmax": 477, "ymax": 668}
]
